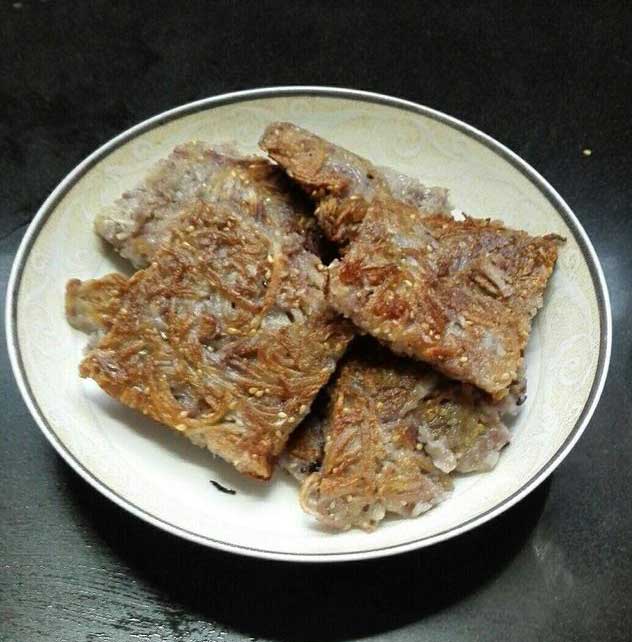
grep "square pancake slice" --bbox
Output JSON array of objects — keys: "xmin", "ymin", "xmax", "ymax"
[
  {"xmin": 297, "ymin": 344, "xmax": 516, "ymax": 531},
  {"xmin": 328, "ymin": 199, "xmax": 562, "ymax": 397},
  {"xmin": 76, "ymin": 201, "xmax": 352, "ymax": 479}
]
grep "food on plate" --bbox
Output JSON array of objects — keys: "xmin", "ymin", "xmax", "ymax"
[
  {"xmin": 65, "ymin": 121, "xmax": 563, "ymax": 531},
  {"xmin": 328, "ymin": 201, "xmax": 561, "ymax": 397},
  {"xmin": 299, "ymin": 350, "xmax": 452, "ymax": 531},
  {"xmin": 95, "ymin": 141, "xmax": 322, "ymax": 268},
  {"xmin": 261, "ymin": 123, "xmax": 562, "ymax": 397},
  {"xmin": 75, "ymin": 201, "xmax": 352, "ymax": 479},
  {"xmin": 260, "ymin": 121, "xmax": 449, "ymax": 244},
  {"xmin": 294, "ymin": 342, "xmax": 517, "ymax": 530}
]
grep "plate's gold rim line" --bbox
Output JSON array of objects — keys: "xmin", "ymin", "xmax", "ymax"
[{"xmin": 5, "ymin": 86, "xmax": 612, "ymax": 563}]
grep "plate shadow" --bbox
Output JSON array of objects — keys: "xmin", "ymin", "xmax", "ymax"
[{"xmin": 58, "ymin": 458, "xmax": 551, "ymax": 641}]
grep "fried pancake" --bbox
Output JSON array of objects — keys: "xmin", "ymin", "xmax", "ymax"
[
  {"xmin": 78, "ymin": 202, "xmax": 353, "ymax": 479},
  {"xmin": 285, "ymin": 349, "xmax": 518, "ymax": 482},
  {"xmin": 260, "ymin": 122, "xmax": 449, "ymax": 244},
  {"xmin": 96, "ymin": 141, "xmax": 321, "ymax": 267},
  {"xmin": 299, "ymin": 353, "xmax": 451, "ymax": 531},
  {"xmin": 328, "ymin": 199, "xmax": 562, "ymax": 397},
  {"xmin": 298, "ymin": 345, "xmax": 517, "ymax": 530}
]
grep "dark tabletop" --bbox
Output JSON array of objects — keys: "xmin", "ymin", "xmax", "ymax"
[{"xmin": 2, "ymin": 2, "xmax": 631, "ymax": 641}]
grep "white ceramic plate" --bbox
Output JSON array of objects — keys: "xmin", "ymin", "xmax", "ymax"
[{"xmin": 6, "ymin": 87, "xmax": 611, "ymax": 562}]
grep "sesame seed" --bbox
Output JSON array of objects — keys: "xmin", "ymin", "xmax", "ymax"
[
  {"xmin": 404, "ymin": 279, "xmax": 413, "ymax": 287},
  {"xmin": 226, "ymin": 327, "xmax": 239, "ymax": 334},
  {"xmin": 346, "ymin": 495, "xmax": 353, "ymax": 502},
  {"xmin": 175, "ymin": 423, "xmax": 187, "ymax": 432},
  {"xmin": 415, "ymin": 443, "xmax": 423, "ymax": 450},
  {"xmin": 278, "ymin": 411, "xmax": 287, "ymax": 418},
  {"xmin": 179, "ymin": 410, "xmax": 188, "ymax": 417},
  {"xmin": 267, "ymin": 254, "xmax": 274, "ymax": 264},
  {"xmin": 255, "ymin": 390, "xmax": 264, "ymax": 398},
  {"xmin": 186, "ymin": 225, "xmax": 195, "ymax": 232},
  {"xmin": 248, "ymin": 387, "xmax": 258, "ymax": 395},
  {"xmin": 460, "ymin": 356, "xmax": 469, "ymax": 363},
  {"xmin": 582, "ymin": 148, "xmax": 592, "ymax": 156},
  {"xmin": 228, "ymin": 401, "xmax": 238, "ymax": 410},
  {"xmin": 288, "ymin": 416, "xmax": 296, "ymax": 423},
  {"xmin": 299, "ymin": 404, "xmax": 307, "ymax": 413}
]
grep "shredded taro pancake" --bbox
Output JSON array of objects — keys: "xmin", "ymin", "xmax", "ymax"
[
  {"xmin": 288, "ymin": 343, "xmax": 521, "ymax": 530},
  {"xmin": 95, "ymin": 141, "xmax": 323, "ymax": 267},
  {"xmin": 69, "ymin": 201, "xmax": 352, "ymax": 479}
]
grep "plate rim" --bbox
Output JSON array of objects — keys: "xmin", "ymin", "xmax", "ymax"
[{"xmin": 5, "ymin": 85, "xmax": 612, "ymax": 563}]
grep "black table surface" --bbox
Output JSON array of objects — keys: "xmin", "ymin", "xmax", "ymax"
[{"xmin": 2, "ymin": 3, "xmax": 631, "ymax": 641}]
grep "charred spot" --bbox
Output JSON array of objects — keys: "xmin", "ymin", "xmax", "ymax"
[{"xmin": 210, "ymin": 480, "xmax": 236, "ymax": 495}]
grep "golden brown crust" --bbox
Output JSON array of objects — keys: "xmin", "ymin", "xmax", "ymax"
[
  {"xmin": 79, "ymin": 202, "xmax": 353, "ymax": 479},
  {"xmin": 299, "ymin": 352, "xmax": 452, "ymax": 531},
  {"xmin": 297, "ymin": 345, "xmax": 516, "ymax": 530},
  {"xmin": 260, "ymin": 122, "xmax": 448, "ymax": 245},
  {"xmin": 65, "ymin": 273, "xmax": 128, "ymax": 334},
  {"xmin": 328, "ymin": 198, "xmax": 562, "ymax": 396},
  {"xmin": 95, "ymin": 141, "xmax": 322, "ymax": 267}
]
